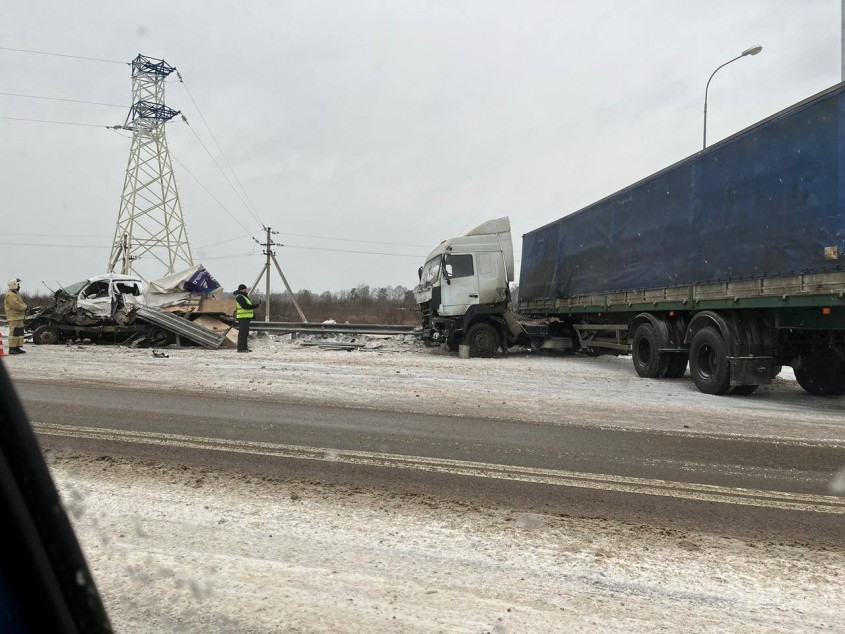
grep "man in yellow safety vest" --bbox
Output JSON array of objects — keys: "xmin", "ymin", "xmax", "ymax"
[{"xmin": 234, "ymin": 284, "xmax": 261, "ymax": 353}]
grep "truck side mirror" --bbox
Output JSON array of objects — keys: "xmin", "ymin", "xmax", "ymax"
[{"xmin": 418, "ymin": 267, "xmax": 423, "ymax": 280}]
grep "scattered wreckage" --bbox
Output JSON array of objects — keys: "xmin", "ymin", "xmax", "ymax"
[{"xmin": 26, "ymin": 266, "xmax": 237, "ymax": 349}]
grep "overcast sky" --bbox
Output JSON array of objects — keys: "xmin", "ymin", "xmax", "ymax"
[{"xmin": 1, "ymin": 1, "xmax": 840, "ymax": 295}]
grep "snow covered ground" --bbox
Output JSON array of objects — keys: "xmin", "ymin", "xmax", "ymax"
[
  {"xmin": 5, "ymin": 332, "xmax": 845, "ymax": 631},
  {"xmin": 50, "ymin": 453, "xmax": 844, "ymax": 633},
  {"xmin": 6, "ymin": 331, "xmax": 845, "ymax": 443}
]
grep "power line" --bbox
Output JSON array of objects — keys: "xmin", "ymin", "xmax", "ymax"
[
  {"xmin": 200, "ymin": 250, "xmax": 257, "ymax": 261},
  {"xmin": 282, "ymin": 244, "xmax": 426, "ymax": 258},
  {"xmin": 196, "ymin": 232, "xmax": 257, "ymax": 249},
  {"xmin": 0, "ymin": 116, "xmax": 108, "ymax": 128},
  {"xmin": 171, "ymin": 155, "xmax": 256, "ymax": 236},
  {"xmin": 278, "ymin": 231, "xmax": 431, "ymax": 249},
  {"xmin": 182, "ymin": 120, "xmax": 263, "ymax": 231},
  {"xmin": 199, "ymin": 244, "xmax": 425, "ymax": 261},
  {"xmin": 7, "ymin": 119, "xmax": 262, "ymax": 248},
  {"xmin": 0, "ymin": 46, "xmax": 125, "ymax": 65},
  {"xmin": 194, "ymin": 229, "xmax": 432, "ymax": 251},
  {"xmin": 0, "ymin": 238, "xmax": 484, "ymax": 260},
  {"xmin": 0, "ymin": 91, "xmax": 124, "ymax": 108},
  {"xmin": 457, "ymin": 209, "xmax": 483, "ymax": 236},
  {"xmin": 109, "ymin": 128, "xmax": 132, "ymax": 140},
  {"xmin": 0, "ymin": 242, "xmax": 109, "ymax": 248},
  {"xmin": 178, "ymin": 78, "xmax": 265, "ymax": 227},
  {"xmin": 0, "ymin": 232, "xmax": 111, "ymax": 238}
]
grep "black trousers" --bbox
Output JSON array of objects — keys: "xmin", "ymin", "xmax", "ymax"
[{"xmin": 237, "ymin": 318, "xmax": 251, "ymax": 351}]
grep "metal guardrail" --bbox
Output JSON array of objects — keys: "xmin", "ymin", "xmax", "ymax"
[{"xmin": 251, "ymin": 321, "xmax": 419, "ymax": 336}]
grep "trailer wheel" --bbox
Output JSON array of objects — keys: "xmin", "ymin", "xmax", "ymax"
[
  {"xmin": 794, "ymin": 349, "xmax": 845, "ymax": 396},
  {"xmin": 32, "ymin": 325, "xmax": 60, "ymax": 345},
  {"xmin": 663, "ymin": 353, "xmax": 688, "ymax": 379},
  {"xmin": 466, "ymin": 323, "xmax": 500, "ymax": 358},
  {"xmin": 631, "ymin": 323, "xmax": 667, "ymax": 378},
  {"xmin": 689, "ymin": 327, "xmax": 731, "ymax": 395}
]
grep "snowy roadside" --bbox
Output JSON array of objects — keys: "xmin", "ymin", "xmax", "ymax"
[
  {"xmin": 6, "ymin": 332, "xmax": 845, "ymax": 444},
  {"xmin": 10, "ymin": 329, "xmax": 844, "ymax": 632},
  {"xmin": 51, "ymin": 452, "xmax": 843, "ymax": 634}
]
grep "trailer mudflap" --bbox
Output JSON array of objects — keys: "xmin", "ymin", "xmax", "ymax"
[{"xmin": 729, "ymin": 356, "xmax": 774, "ymax": 386}]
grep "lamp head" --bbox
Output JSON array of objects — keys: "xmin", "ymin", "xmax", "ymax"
[{"xmin": 742, "ymin": 45, "xmax": 763, "ymax": 56}]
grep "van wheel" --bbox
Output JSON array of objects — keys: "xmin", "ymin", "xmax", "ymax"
[
  {"xmin": 631, "ymin": 323, "xmax": 667, "ymax": 378},
  {"xmin": 466, "ymin": 323, "xmax": 500, "ymax": 358},
  {"xmin": 794, "ymin": 349, "xmax": 845, "ymax": 396},
  {"xmin": 33, "ymin": 325, "xmax": 60, "ymax": 345},
  {"xmin": 148, "ymin": 327, "xmax": 175, "ymax": 347},
  {"xmin": 689, "ymin": 327, "xmax": 731, "ymax": 395}
]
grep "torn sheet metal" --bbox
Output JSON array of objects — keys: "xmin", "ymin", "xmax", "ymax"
[{"xmin": 134, "ymin": 307, "xmax": 227, "ymax": 349}]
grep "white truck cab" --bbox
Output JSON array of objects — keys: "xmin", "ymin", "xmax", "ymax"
[{"xmin": 414, "ymin": 217, "xmax": 515, "ymax": 355}]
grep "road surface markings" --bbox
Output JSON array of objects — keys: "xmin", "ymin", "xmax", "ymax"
[{"xmin": 34, "ymin": 422, "xmax": 845, "ymax": 514}]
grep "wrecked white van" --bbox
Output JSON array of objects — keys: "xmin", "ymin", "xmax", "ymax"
[
  {"xmin": 27, "ymin": 266, "xmax": 235, "ymax": 347},
  {"xmin": 27, "ymin": 274, "xmax": 148, "ymax": 345}
]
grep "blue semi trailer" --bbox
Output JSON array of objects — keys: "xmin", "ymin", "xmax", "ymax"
[{"xmin": 415, "ymin": 83, "xmax": 845, "ymax": 395}]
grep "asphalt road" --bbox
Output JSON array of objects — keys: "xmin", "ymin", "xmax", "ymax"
[{"xmin": 15, "ymin": 378, "xmax": 845, "ymax": 547}]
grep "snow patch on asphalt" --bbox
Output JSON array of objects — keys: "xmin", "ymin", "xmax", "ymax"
[{"xmin": 51, "ymin": 454, "xmax": 844, "ymax": 633}]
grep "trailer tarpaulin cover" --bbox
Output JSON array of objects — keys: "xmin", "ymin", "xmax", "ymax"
[
  {"xmin": 519, "ymin": 83, "xmax": 845, "ymax": 301},
  {"xmin": 147, "ymin": 265, "xmax": 221, "ymax": 295}
]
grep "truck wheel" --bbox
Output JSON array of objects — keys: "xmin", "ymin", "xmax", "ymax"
[
  {"xmin": 663, "ymin": 353, "xmax": 688, "ymax": 379},
  {"xmin": 689, "ymin": 327, "xmax": 731, "ymax": 395},
  {"xmin": 32, "ymin": 325, "xmax": 60, "ymax": 345},
  {"xmin": 729, "ymin": 385, "xmax": 759, "ymax": 396},
  {"xmin": 631, "ymin": 323, "xmax": 667, "ymax": 378},
  {"xmin": 794, "ymin": 349, "xmax": 845, "ymax": 396},
  {"xmin": 466, "ymin": 323, "xmax": 500, "ymax": 358}
]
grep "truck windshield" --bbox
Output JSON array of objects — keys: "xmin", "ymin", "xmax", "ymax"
[
  {"xmin": 420, "ymin": 256, "xmax": 441, "ymax": 288},
  {"xmin": 61, "ymin": 280, "xmax": 90, "ymax": 297}
]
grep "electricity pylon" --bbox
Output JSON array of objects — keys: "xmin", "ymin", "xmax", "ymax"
[{"xmin": 108, "ymin": 54, "xmax": 193, "ymax": 279}]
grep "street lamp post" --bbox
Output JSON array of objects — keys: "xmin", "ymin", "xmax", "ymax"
[{"xmin": 703, "ymin": 45, "xmax": 762, "ymax": 149}]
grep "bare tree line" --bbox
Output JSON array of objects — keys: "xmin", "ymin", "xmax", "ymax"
[{"xmin": 257, "ymin": 284, "xmax": 418, "ymax": 324}]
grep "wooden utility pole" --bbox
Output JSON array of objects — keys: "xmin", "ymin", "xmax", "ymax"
[{"xmin": 249, "ymin": 227, "xmax": 307, "ymax": 322}]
